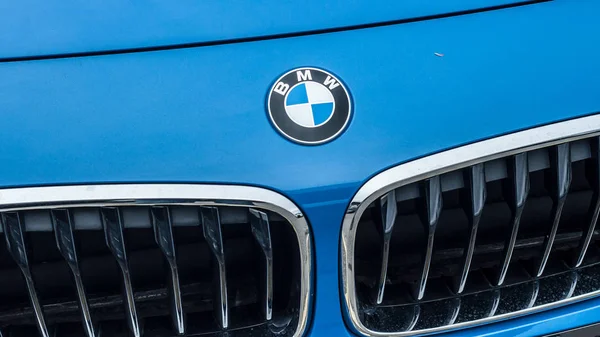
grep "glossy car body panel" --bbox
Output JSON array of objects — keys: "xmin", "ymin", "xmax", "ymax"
[
  {"xmin": 1, "ymin": 1, "xmax": 600, "ymax": 336},
  {"xmin": 0, "ymin": 0, "xmax": 532, "ymax": 59}
]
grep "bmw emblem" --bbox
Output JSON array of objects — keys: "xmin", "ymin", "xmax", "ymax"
[{"xmin": 267, "ymin": 67, "xmax": 352, "ymax": 145}]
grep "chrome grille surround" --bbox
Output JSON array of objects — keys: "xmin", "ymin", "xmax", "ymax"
[
  {"xmin": 0, "ymin": 184, "xmax": 312, "ymax": 337},
  {"xmin": 341, "ymin": 114, "xmax": 600, "ymax": 337}
]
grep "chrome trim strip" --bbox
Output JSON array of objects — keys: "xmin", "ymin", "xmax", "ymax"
[
  {"xmin": 51, "ymin": 209, "xmax": 96, "ymax": 337},
  {"xmin": 0, "ymin": 184, "xmax": 312, "ymax": 337},
  {"xmin": 341, "ymin": 114, "xmax": 600, "ymax": 337}
]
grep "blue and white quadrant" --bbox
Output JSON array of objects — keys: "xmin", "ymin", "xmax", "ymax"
[{"xmin": 284, "ymin": 82, "xmax": 335, "ymax": 128}]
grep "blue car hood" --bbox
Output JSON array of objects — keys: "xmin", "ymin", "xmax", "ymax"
[{"xmin": 1, "ymin": 0, "xmax": 531, "ymax": 59}]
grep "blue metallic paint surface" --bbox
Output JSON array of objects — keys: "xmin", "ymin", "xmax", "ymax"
[
  {"xmin": 0, "ymin": 0, "xmax": 527, "ymax": 59},
  {"xmin": 1, "ymin": 1, "xmax": 600, "ymax": 336}
]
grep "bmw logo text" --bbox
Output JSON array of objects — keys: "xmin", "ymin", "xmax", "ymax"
[{"xmin": 267, "ymin": 67, "xmax": 352, "ymax": 145}]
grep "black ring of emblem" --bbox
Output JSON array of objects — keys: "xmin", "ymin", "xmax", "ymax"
[{"xmin": 267, "ymin": 67, "xmax": 352, "ymax": 145}]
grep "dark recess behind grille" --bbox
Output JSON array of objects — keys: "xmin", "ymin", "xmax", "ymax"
[
  {"xmin": 0, "ymin": 205, "xmax": 302, "ymax": 337},
  {"xmin": 353, "ymin": 136, "xmax": 600, "ymax": 334}
]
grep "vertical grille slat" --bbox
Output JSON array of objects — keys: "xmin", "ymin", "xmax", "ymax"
[
  {"xmin": 575, "ymin": 137, "xmax": 600, "ymax": 267},
  {"xmin": 376, "ymin": 192, "xmax": 397, "ymax": 304},
  {"xmin": 100, "ymin": 208, "xmax": 141, "ymax": 337},
  {"xmin": 455, "ymin": 164, "xmax": 486, "ymax": 294},
  {"xmin": 50, "ymin": 209, "xmax": 96, "ymax": 337},
  {"xmin": 497, "ymin": 153, "xmax": 530, "ymax": 286},
  {"xmin": 486, "ymin": 290, "xmax": 500, "ymax": 318},
  {"xmin": 565, "ymin": 272, "xmax": 579, "ymax": 300},
  {"xmin": 535, "ymin": 143, "xmax": 572, "ymax": 277},
  {"xmin": 199, "ymin": 206, "xmax": 229, "ymax": 330},
  {"xmin": 1, "ymin": 212, "xmax": 50, "ymax": 337},
  {"xmin": 249, "ymin": 209, "xmax": 274, "ymax": 321},
  {"xmin": 446, "ymin": 298, "xmax": 460, "ymax": 325},
  {"xmin": 526, "ymin": 281, "xmax": 540, "ymax": 309},
  {"xmin": 415, "ymin": 177, "xmax": 442, "ymax": 300},
  {"xmin": 344, "ymin": 117, "xmax": 600, "ymax": 336},
  {"xmin": 405, "ymin": 306, "xmax": 420, "ymax": 332},
  {"xmin": 150, "ymin": 206, "xmax": 185, "ymax": 335}
]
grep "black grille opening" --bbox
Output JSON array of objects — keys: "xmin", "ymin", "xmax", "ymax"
[
  {"xmin": 0, "ymin": 205, "xmax": 302, "ymax": 337},
  {"xmin": 353, "ymin": 137, "xmax": 600, "ymax": 334}
]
